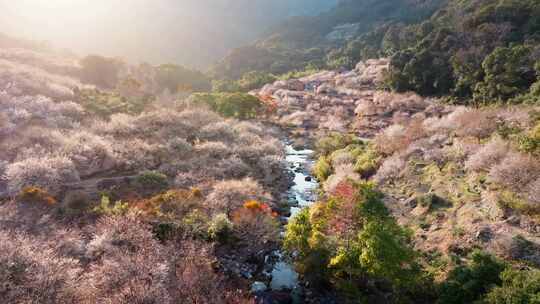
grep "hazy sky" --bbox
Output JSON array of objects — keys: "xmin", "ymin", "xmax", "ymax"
[{"xmin": 0, "ymin": 0, "xmax": 336, "ymax": 68}]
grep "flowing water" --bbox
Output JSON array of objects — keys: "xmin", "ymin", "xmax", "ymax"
[{"xmin": 267, "ymin": 141, "xmax": 319, "ymax": 300}]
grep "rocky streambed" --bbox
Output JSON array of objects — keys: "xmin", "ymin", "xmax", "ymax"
[{"xmin": 252, "ymin": 138, "xmax": 319, "ymax": 303}]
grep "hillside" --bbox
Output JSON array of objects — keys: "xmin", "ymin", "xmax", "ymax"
[
  {"xmin": 252, "ymin": 57, "xmax": 540, "ymax": 303},
  {"xmin": 212, "ymin": 0, "xmax": 540, "ymax": 107},
  {"xmin": 211, "ymin": 0, "xmax": 445, "ymax": 79},
  {"xmin": 0, "ymin": 36, "xmax": 291, "ymax": 303}
]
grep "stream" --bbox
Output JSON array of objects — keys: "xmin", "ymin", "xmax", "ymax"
[{"xmin": 265, "ymin": 140, "xmax": 319, "ymax": 302}]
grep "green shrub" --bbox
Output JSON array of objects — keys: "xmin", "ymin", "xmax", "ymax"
[
  {"xmin": 181, "ymin": 210, "xmax": 210, "ymax": 239},
  {"xmin": 354, "ymin": 144, "xmax": 382, "ymax": 177},
  {"xmin": 236, "ymin": 71, "xmax": 277, "ymax": 92},
  {"xmin": 93, "ymin": 195, "xmax": 130, "ymax": 216},
  {"xmin": 315, "ymin": 133, "xmax": 363, "ymax": 156},
  {"xmin": 135, "ymin": 170, "xmax": 169, "ymax": 192},
  {"xmin": 485, "ymin": 268, "xmax": 540, "ymax": 303},
  {"xmin": 518, "ymin": 123, "xmax": 540, "ymax": 155},
  {"xmin": 212, "ymin": 79, "xmax": 241, "ymax": 93},
  {"xmin": 152, "ymin": 222, "xmax": 179, "ymax": 242},
  {"xmin": 208, "ymin": 213, "xmax": 234, "ymax": 243},
  {"xmin": 188, "ymin": 93, "xmax": 263, "ymax": 119},
  {"xmin": 76, "ymin": 88, "xmax": 153, "ymax": 118},
  {"xmin": 438, "ymin": 251, "xmax": 506, "ymax": 304},
  {"xmin": 313, "ymin": 156, "xmax": 332, "ymax": 182},
  {"xmin": 279, "ymin": 67, "xmax": 321, "ymax": 80}
]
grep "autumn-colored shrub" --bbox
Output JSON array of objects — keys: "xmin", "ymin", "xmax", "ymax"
[
  {"xmin": 16, "ymin": 186, "xmax": 56, "ymax": 205},
  {"xmin": 324, "ymin": 164, "xmax": 361, "ymax": 194},
  {"xmin": 332, "ymin": 180, "xmax": 357, "ymax": 201},
  {"xmin": 231, "ymin": 200, "xmax": 279, "ymax": 252}
]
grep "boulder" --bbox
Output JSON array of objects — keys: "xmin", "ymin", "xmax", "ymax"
[
  {"xmin": 475, "ymin": 226, "xmax": 492, "ymax": 242},
  {"xmin": 251, "ymin": 281, "xmax": 268, "ymax": 293},
  {"xmin": 286, "ymin": 80, "xmax": 305, "ymax": 91}
]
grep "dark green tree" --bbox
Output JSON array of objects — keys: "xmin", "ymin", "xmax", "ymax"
[
  {"xmin": 485, "ymin": 268, "xmax": 540, "ymax": 304},
  {"xmin": 474, "ymin": 45, "xmax": 536, "ymax": 103},
  {"xmin": 438, "ymin": 251, "xmax": 506, "ymax": 304}
]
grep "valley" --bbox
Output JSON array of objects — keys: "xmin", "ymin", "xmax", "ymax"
[{"xmin": 1, "ymin": 0, "xmax": 540, "ymax": 303}]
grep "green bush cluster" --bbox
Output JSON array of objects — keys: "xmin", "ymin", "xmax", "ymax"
[
  {"xmin": 207, "ymin": 213, "xmax": 234, "ymax": 243},
  {"xmin": 187, "ymin": 92, "xmax": 263, "ymax": 119},
  {"xmin": 313, "ymin": 134, "xmax": 381, "ymax": 181},
  {"xmin": 93, "ymin": 195, "xmax": 130, "ymax": 216},
  {"xmin": 519, "ymin": 122, "xmax": 540, "ymax": 155},
  {"xmin": 438, "ymin": 251, "xmax": 506, "ymax": 304},
  {"xmin": 438, "ymin": 250, "xmax": 540, "ymax": 304},
  {"xmin": 315, "ymin": 133, "xmax": 363, "ymax": 157},
  {"xmin": 75, "ymin": 88, "xmax": 154, "ymax": 118},
  {"xmin": 353, "ymin": 145, "xmax": 382, "ymax": 177},
  {"xmin": 313, "ymin": 156, "xmax": 332, "ymax": 182},
  {"xmin": 135, "ymin": 171, "xmax": 169, "ymax": 192},
  {"xmin": 485, "ymin": 268, "xmax": 540, "ymax": 303}
]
